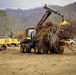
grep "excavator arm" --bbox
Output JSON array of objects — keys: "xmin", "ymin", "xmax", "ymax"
[
  {"xmin": 36, "ymin": 11, "xmax": 51, "ymax": 27},
  {"xmin": 36, "ymin": 4, "xmax": 64, "ymax": 28},
  {"xmin": 44, "ymin": 4, "xmax": 64, "ymax": 22}
]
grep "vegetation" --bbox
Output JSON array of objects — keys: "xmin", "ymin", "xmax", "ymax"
[
  {"xmin": 0, "ymin": 10, "xmax": 9, "ymax": 36},
  {"xmin": 0, "ymin": 2, "xmax": 76, "ymax": 37}
]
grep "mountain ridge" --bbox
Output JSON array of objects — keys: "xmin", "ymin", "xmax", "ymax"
[{"xmin": 4, "ymin": 2, "xmax": 76, "ymax": 31}]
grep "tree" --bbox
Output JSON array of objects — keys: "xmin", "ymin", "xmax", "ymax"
[{"xmin": 0, "ymin": 10, "xmax": 9, "ymax": 35}]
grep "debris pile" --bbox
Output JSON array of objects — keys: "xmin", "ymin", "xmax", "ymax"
[
  {"xmin": 36, "ymin": 21, "xmax": 59, "ymax": 53},
  {"xmin": 36, "ymin": 20, "xmax": 75, "ymax": 54},
  {"xmin": 59, "ymin": 21, "xmax": 76, "ymax": 39}
]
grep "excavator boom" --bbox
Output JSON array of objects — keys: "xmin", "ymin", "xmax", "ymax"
[{"xmin": 36, "ymin": 4, "xmax": 64, "ymax": 28}]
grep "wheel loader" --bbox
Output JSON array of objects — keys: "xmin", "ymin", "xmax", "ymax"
[{"xmin": 20, "ymin": 5, "xmax": 70, "ymax": 54}]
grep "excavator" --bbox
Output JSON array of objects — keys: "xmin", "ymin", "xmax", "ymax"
[{"xmin": 20, "ymin": 5, "xmax": 69, "ymax": 54}]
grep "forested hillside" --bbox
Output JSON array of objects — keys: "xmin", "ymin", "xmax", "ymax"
[
  {"xmin": 5, "ymin": 8, "xmax": 45, "ymax": 30},
  {"xmin": 0, "ymin": 10, "xmax": 9, "ymax": 36},
  {"xmin": 0, "ymin": 2, "xmax": 76, "ymax": 36}
]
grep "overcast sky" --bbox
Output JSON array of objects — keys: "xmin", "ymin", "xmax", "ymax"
[{"xmin": 0, "ymin": 0, "xmax": 76, "ymax": 9}]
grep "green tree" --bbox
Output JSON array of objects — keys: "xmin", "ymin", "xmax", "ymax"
[{"xmin": 0, "ymin": 10, "xmax": 9, "ymax": 35}]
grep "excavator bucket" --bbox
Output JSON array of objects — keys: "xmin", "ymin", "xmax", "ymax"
[{"xmin": 59, "ymin": 21, "xmax": 70, "ymax": 26}]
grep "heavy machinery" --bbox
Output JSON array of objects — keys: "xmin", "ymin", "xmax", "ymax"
[
  {"xmin": 0, "ymin": 36, "xmax": 7, "ymax": 50},
  {"xmin": 20, "ymin": 5, "xmax": 69, "ymax": 54},
  {"xmin": 10, "ymin": 30, "xmax": 19, "ymax": 46},
  {"xmin": 3, "ymin": 36, "xmax": 12, "ymax": 46},
  {"xmin": 20, "ymin": 28, "xmax": 36, "ymax": 53},
  {"xmin": 3, "ymin": 35, "xmax": 19, "ymax": 47},
  {"xmin": 11, "ymin": 38, "xmax": 19, "ymax": 46}
]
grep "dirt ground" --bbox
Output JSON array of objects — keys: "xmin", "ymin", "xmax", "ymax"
[{"xmin": 0, "ymin": 45, "xmax": 76, "ymax": 75}]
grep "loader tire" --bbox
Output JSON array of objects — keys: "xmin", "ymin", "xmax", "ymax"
[
  {"xmin": 26, "ymin": 44, "xmax": 31, "ymax": 53},
  {"xmin": 20, "ymin": 44, "xmax": 31, "ymax": 53},
  {"xmin": 42, "ymin": 45, "xmax": 48, "ymax": 54},
  {"xmin": 50, "ymin": 46, "xmax": 64, "ymax": 54},
  {"xmin": 58, "ymin": 46, "xmax": 64, "ymax": 54},
  {"xmin": 2, "ymin": 45, "xmax": 7, "ymax": 50},
  {"xmin": 34, "ymin": 45, "xmax": 41, "ymax": 54},
  {"xmin": 54, "ymin": 46, "xmax": 64, "ymax": 54},
  {"xmin": 20, "ymin": 45, "xmax": 26, "ymax": 53},
  {"xmin": 50, "ymin": 47, "xmax": 55, "ymax": 53}
]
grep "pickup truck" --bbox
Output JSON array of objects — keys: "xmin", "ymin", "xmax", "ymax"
[{"xmin": 67, "ymin": 39, "xmax": 75, "ymax": 45}]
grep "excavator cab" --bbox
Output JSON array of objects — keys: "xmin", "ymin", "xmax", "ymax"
[
  {"xmin": 22, "ymin": 27, "xmax": 36, "ymax": 41},
  {"xmin": 20, "ymin": 27, "xmax": 36, "ymax": 53},
  {"xmin": 26, "ymin": 28, "xmax": 36, "ymax": 39}
]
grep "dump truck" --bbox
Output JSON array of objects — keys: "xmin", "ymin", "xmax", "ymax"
[{"xmin": 20, "ymin": 5, "xmax": 70, "ymax": 54}]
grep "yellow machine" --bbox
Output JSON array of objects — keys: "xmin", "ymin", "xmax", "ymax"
[
  {"xmin": 0, "ymin": 37, "xmax": 6, "ymax": 50},
  {"xmin": 20, "ymin": 28, "xmax": 36, "ymax": 53},
  {"xmin": 59, "ymin": 21, "xmax": 70, "ymax": 26},
  {"xmin": 3, "ymin": 36, "xmax": 12, "ymax": 46},
  {"xmin": 20, "ymin": 5, "xmax": 70, "ymax": 54},
  {"xmin": 3, "ymin": 36, "xmax": 19, "ymax": 46},
  {"xmin": 58, "ymin": 20, "xmax": 70, "ymax": 46},
  {"xmin": 5, "ymin": 37, "xmax": 12, "ymax": 46},
  {"xmin": 11, "ymin": 38, "xmax": 19, "ymax": 46}
]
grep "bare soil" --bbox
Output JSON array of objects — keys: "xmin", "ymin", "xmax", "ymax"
[{"xmin": 0, "ymin": 45, "xmax": 76, "ymax": 75}]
